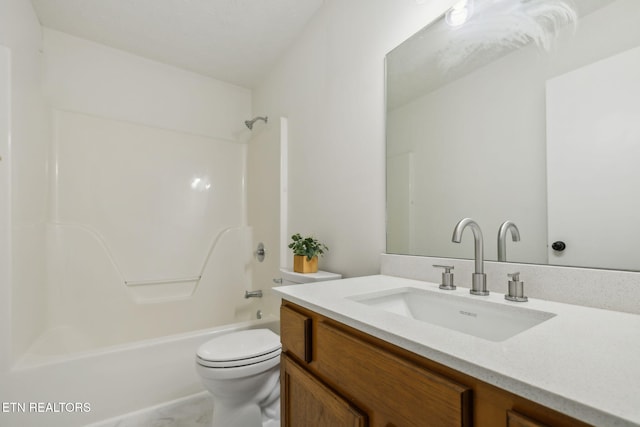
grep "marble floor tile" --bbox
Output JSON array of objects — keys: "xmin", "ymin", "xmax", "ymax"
[{"xmin": 88, "ymin": 392, "xmax": 213, "ymax": 427}]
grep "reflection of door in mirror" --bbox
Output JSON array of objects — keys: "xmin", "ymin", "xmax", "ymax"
[{"xmin": 546, "ymin": 46, "xmax": 640, "ymax": 271}]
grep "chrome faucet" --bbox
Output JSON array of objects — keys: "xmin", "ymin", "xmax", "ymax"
[
  {"xmin": 497, "ymin": 220, "xmax": 521, "ymax": 262},
  {"xmin": 244, "ymin": 290, "xmax": 263, "ymax": 299},
  {"xmin": 452, "ymin": 218, "xmax": 488, "ymax": 295}
]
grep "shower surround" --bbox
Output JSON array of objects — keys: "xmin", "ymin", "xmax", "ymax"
[
  {"xmin": 33, "ymin": 26, "xmax": 255, "ymax": 354},
  {"xmin": 40, "ymin": 109, "xmax": 249, "ymax": 354}
]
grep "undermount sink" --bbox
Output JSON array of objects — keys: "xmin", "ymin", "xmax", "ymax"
[{"xmin": 348, "ymin": 287, "xmax": 556, "ymax": 342}]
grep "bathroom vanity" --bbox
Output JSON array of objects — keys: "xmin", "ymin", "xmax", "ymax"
[{"xmin": 274, "ymin": 275, "xmax": 640, "ymax": 427}]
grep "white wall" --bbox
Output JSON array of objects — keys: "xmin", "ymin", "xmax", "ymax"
[
  {"xmin": 0, "ymin": 0, "xmax": 49, "ymax": 367},
  {"xmin": 253, "ymin": 0, "xmax": 456, "ymax": 278},
  {"xmin": 42, "ymin": 28, "xmax": 251, "ymax": 141},
  {"xmin": 0, "ymin": 43, "xmax": 11, "ymax": 376}
]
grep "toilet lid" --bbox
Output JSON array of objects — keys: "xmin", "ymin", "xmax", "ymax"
[
  {"xmin": 197, "ymin": 348, "xmax": 280, "ymax": 368},
  {"xmin": 196, "ymin": 329, "xmax": 281, "ymax": 366}
]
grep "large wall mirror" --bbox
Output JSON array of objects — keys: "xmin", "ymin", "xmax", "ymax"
[{"xmin": 386, "ymin": 0, "xmax": 640, "ymax": 271}]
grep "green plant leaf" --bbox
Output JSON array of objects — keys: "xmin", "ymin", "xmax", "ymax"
[{"xmin": 289, "ymin": 233, "xmax": 328, "ymax": 259}]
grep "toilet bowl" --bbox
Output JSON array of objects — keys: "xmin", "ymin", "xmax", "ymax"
[{"xmin": 195, "ymin": 329, "xmax": 282, "ymax": 427}]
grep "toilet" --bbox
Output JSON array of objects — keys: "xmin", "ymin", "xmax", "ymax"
[
  {"xmin": 196, "ymin": 328, "xmax": 282, "ymax": 427},
  {"xmin": 196, "ymin": 269, "xmax": 341, "ymax": 427}
]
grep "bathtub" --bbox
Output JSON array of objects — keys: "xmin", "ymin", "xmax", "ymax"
[{"xmin": 2, "ymin": 316, "xmax": 280, "ymax": 427}]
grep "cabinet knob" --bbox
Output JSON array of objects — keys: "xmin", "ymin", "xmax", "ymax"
[{"xmin": 551, "ymin": 241, "xmax": 566, "ymax": 251}]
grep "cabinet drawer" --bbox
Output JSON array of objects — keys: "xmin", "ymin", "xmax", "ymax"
[
  {"xmin": 315, "ymin": 322, "xmax": 472, "ymax": 427},
  {"xmin": 280, "ymin": 305, "xmax": 312, "ymax": 363}
]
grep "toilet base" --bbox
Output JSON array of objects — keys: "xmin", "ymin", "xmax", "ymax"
[
  {"xmin": 260, "ymin": 378, "xmax": 280, "ymax": 426},
  {"xmin": 201, "ymin": 361, "xmax": 281, "ymax": 427},
  {"xmin": 211, "ymin": 396, "xmax": 280, "ymax": 427}
]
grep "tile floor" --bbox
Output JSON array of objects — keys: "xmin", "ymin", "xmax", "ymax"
[{"xmin": 88, "ymin": 392, "xmax": 213, "ymax": 427}]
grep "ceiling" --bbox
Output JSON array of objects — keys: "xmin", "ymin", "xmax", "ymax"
[{"xmin": 30, "ymin": 0, "xmax": 324, "ymax": 88}]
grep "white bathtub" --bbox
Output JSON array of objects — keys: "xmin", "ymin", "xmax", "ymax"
[{"xmin": 2, "ymin": 316, "xmax": 280, "ymax": 427}]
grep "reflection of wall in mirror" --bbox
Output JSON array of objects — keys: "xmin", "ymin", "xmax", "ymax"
[
  {"xmin": 387, "ymin": 37, "xmax": 549, "ymax": 264},
  {"xmin": 386, "ymin": 152, "xmax": 414, "ymax": 254},
  {"xmin": 386, "ymin": 0, "xmax": 640, "ymax": 268}
]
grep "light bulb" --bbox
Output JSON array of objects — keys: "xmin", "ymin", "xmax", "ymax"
[{"xmin": 446, "ymin": 0, "xmax": 474, "ymax": 27}]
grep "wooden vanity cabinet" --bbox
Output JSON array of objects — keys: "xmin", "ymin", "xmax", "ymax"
[{"xmin": 280, "ymin": 301, "xmax": 592, "ymax": 427}]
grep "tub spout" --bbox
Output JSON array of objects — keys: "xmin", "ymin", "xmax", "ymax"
[
  {"xmin": 245, "ymin": 290, "xmax": 263, "ymax": 299},
  {"xmin": 452, "ymin": 218, "xmax": 488, "ymax": 296}
]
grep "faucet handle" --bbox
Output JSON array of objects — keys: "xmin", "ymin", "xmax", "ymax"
[
  {"xmin": 505, "ymin": 272, "xmax": 527, "ymax": 302},
  {"xmin": 433, "ymin": 265, "xmax": 455, "ymax": 290}
]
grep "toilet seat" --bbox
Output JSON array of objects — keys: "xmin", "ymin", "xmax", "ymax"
[{"xmin": 196, "ymin": 329, "xmax": 281, "ymax": 369}]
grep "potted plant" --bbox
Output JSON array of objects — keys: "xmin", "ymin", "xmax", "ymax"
[{"xmin": 288, "ymin": 233, "xmax": 328, "ymax": 273}]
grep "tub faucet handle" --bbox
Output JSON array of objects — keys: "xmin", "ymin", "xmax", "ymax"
[{"xmin": 255, "ymin": 243, "xmax": 266, "ymax": 262}]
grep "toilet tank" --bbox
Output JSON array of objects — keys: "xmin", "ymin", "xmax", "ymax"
[{"xmin": 280, "ymin": 268, "xmax": 342, "ymax": 286}]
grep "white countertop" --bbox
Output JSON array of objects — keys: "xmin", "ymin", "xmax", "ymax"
[{"xmin": 273, "ymin": 275, "xmax": 640, "ymax": 427}]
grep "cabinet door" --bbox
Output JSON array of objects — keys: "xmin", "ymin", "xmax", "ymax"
[{"xmin": 282, "ymin": 354, "xmax": 367, "ymax": 427}]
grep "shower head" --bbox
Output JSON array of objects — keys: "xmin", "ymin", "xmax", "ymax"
[{"xmin": 244, "ymin": 116, "xmax": 268, "ymax": 130}]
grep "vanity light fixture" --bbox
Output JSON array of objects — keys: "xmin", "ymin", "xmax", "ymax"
[
  {"xmin": 446, "ymin": 0, "xmax": 474, "ymax": 27},
  {"xmin": 437, "ymin": 0, "xmax": 577, "ymax": 72}
]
